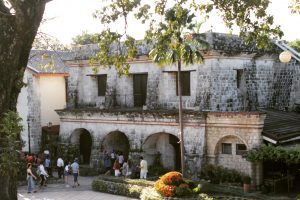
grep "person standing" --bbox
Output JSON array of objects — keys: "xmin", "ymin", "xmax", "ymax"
[
  {"xmin": 71, "ymin": 158, "xmax": 80, "ymax": 188},
  {"xmin": 118, "ymin": 152, "xmax": 124, "ymax": 167},
  {"xmin": 26, "ymin": 163, "xmax": 37, "ymax": 193},
  {"xmin": 121, "ymin": 160, "xmax": 131, "ymax": 177},
  {"xmin": 139, "ymin": 156, "xmax": 148, "ymax": 179},
  {"xmin": 113, "ymin": 159, "xmax": 121, "ymax": 177},
  {"xmin": 44, "ymin": 156, "xmax": 51, "ymax": 177},
  {"xmin": 103, "ymin": 151, "xmax": 111, "ymax": 173},
  {"xmin": 57, "ymin": 157, "xmax": 64, "ymax": 179},
  {"xmin": 64, "ymin": 161, "xmax": 71, "ymax": 187}
]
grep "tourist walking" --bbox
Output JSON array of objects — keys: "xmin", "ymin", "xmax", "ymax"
[
  {"xmin": 64, "ymin": 161, "xmax": 71, "ymax": 187},
  {"xmin": 139, "ymin": 156, "xmax": 148, "ymax": 179},
  {"xmin": 57, "ymin": 157, "xmax": 64, "ymax": 179},
  {"xmin": 71, "ymin": 158, "xmax": 80, "ymax": 188},
  {"xmin": 38, "ymin": 162, "xmax": 49, "ymax": 189},
  {"xmin": 26, "ymin": 163, "xmax": 37, "ymax": 193}
]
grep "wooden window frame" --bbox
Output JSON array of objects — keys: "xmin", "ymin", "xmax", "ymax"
[
  {"xmin": 176, "ymin": 71, "xmax": 191, "ymax": 96},
  {"xmin": 221, "ymin": 143, "xmax": 232, "ymax": 155},
  {"xmin": 97, "ymin": 75, "xmax": 107, "ymax": 96}
]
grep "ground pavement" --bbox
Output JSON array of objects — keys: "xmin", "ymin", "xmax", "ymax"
[{"xmin": 18, "ymin": 175, "xmax": 136, "ymax": 200}]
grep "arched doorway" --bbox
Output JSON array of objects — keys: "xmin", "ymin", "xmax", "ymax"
[
  {"xmin": 70, "ymin": 128, "xmax": 92, "ymax": 164},
  {"xmin": 143, "ymin": 132, "xmax": 181, "ymax": 170},
  {"xmin": 102, "ymin": 131, "xmax": 130, "ymax": 159}
]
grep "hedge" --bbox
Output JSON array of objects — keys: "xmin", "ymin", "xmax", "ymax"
[
  {"xmin": 92, "ymin": 178, "xmax": 213, "ymax": 200},
  {"xmin": 92, "ymin": 179, "xmax": 144, "ymax": 198}
]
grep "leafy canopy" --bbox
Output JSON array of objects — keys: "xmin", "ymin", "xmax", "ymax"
[
  {"xmin": 289, "ymin": 39, "xmax": 300, "ymax": 53},
  {"xmin": 92, "ymin": 0, "xmax": 283, "ymax": 75},
  {"xmin": 246, "ymin": 144, "xmax": 300, "ymax": 164},
  {"xmin": 0, "ymin": 111, "xmax": 23, "ymax": 176}
]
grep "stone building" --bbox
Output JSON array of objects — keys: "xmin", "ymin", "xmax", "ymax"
[
  {"xmin": 56, "ymin": 33, "xmax": 300, "ymax": 185},
  {"xmin": 17, "ymin": 50, "xmax": 69, "ymax": 153}
]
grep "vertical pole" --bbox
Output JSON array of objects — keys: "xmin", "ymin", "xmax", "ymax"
[
  {"xmin": 27, "ymin": 118, "xmax": 31, "ymax": 153},
  {"xmin": 177, "ymin": 59, "xmax": 185, "ymax": 177}
]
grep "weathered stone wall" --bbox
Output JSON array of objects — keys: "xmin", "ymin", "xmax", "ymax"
[
  {"xmin": 57, "ymin": 110, "xmax": 205, "ymax": 176},
  {"xmin": 65, "ymin": 53, "xmax": 299, "ymax": 112},
  {"xmin": 205, "ymin": 112, "xmax": 266, "ymax": 186}
]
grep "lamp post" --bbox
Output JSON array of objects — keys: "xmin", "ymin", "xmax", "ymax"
[{"xmin": 27, "ymin": 116, "xmax": 31, "ymax": 153}]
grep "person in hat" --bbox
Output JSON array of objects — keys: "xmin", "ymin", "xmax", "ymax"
[{"xmin": 71, "ymin": 158, "xmax": 80, "ymax": 188}]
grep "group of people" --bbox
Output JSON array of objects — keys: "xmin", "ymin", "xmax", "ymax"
[
  {"xmin": 25, "ymin": 153, "xmax": 81, "ymax": 193},
  {"xmin": 103, "ymin": 150, "xmax": 148, "ymax": 179}
]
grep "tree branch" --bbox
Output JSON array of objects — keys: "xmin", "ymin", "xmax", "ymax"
[{"xmin": 0, "ymin": 0, "xmax": 11, "ymax": 15}]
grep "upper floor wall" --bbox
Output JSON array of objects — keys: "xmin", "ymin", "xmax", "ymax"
[{"xmin": 64, "ymin": 52, "xmax": 299, "ymax": 112}]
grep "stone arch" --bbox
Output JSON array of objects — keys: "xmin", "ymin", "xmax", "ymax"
[
  {"xmin": 101, "ymin": 131, "xmax": 130, "ymax": 160},
  {"xmin": 142, "ymin": 132, "xmax": 181, "ymax": 170},
  {"xmin": 70, "ymin": 128, "xmax": 93, "ymax": 164},
  {"xmin": 213, "ymin": 134, "xmax": 248, "ymax": 155}
]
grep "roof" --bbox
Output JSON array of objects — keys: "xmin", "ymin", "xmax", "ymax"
[
  {"xmin": 262, "ymin": 110, "xmax": 300, "ymax": 143},
  {"xmin": 28, "ymin": 50, "xmax": 73, "ymax": 74},
  {"xmin": 64, "ymin": 32, "xmax": 281, "ymax": 61}
]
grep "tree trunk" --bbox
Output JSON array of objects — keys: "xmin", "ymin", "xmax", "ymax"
[
  {"xmin": 177, "ymin": 59, "xmax": 185, "ymax": 177},
  {"xmin": 0, "ymin": 1, "xmax": 47, "ymax": 199}
]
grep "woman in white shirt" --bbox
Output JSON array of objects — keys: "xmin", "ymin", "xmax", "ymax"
[{"xmin": 38, "ymin": 163, "xmax": 49, "ymax": 188}]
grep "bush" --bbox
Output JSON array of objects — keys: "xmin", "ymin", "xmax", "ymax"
[
  {"xmin": 200, "ymin": 164, "xmax": 243, "ymax": 184},
  {"xmin": 154, "ymin": 171, "xmax": 194, "ymax": 197},
  {"xmin": 92, "ymin": 179, "xmax": 143, "ymax": 198},
  {"xmin": 242, "ymin": 176, "xmax": 251, "ymax": 184}
]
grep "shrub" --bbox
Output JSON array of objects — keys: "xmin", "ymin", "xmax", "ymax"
[
  {"xmin": 140, "ymin": 187, "xmax": 163, "ymax": 200},
  {"xmin": 243, "ymin": 176, "xmax": 251, "ymax": 184},
  {"xmin": 154, "ymin": 171, "xmax": 194, "ymax": 197},
  {"xmin": 201, "ymin": 164, "xmax": 244, "ymax": 184},
  {"xmin": 92, "ymin": 179, "xmax": 143, "ymax": 198}
]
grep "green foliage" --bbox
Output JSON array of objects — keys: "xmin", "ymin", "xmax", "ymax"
[
  {"xmin": 200, "ymin": 164, "xmax": 243, "ymax": 184},
  {"xmin": 92, "ymin": 0, "xmax": 284, "ymax": 75},
  {"xmin": 289, "ymin": 39, "xmax": 300, "ymax": 52},
  {"xmin": 245, "ymin": 144, "xmax": 300, "ymax": 164},
  {"xmin": 290, "ymin": 0, "xmax": 300, "ymax": 13},
  {"xmin": 0, "ymin": 111, "xmax": 23, "ymax": 177},
  {"xmin": 148, "ymin": 153, "xmax": 169, "ymax": 177},
  {"xmin": 198, "ymin": 0, "xmax": 283, "ymax": 49},
  {"xmin": 72, "ymin": 31, "xmax": 101, "ymax": 45},
  {"xmin": 242, "ymin": 176, "xmax": 251, "ymax": 184},
  {"xmin": 92, "ymin": 179, "xmax": 144, "ymax": 198}
]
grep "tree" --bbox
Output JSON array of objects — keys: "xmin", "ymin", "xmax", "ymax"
[
  {"xmin": 72, "ymin": 31, "xmax": 101, "ymax": 45},
  {"xmin": 289, "ymin": 39, "xmax": 300, "ymax": 52},
  {"xmin": 93, "ymin": 0, "xmax": 283, "ymax": 176},
  {"xmin": 290, "ymin": 0, "xmax": 300, "ymax": 13},
  {"xmin": 0, "ymin": 1, "xmax": 48, "ymax": 199}
]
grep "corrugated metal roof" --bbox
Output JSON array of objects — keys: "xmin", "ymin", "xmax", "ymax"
[{"xmin": 262, "ymin": 110, "xmax": 300, "ymax": 142}]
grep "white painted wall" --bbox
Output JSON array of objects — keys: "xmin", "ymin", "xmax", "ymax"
[
  {"xmin": 39, "ymin": 76, "xmax": 66, "ymax": 126},
  {"xmin": 17, "ymin": 70, "xmax": 30, "ymax": 152}
]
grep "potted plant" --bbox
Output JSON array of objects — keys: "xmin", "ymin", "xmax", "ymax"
[{"xmin": 243, "ymin": 176, "xmax": 251, "ymax": 193}]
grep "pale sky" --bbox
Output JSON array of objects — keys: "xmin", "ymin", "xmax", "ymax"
[{"xmin": 41, "ymin": 0, "xmax": 300, "ymax": 45}]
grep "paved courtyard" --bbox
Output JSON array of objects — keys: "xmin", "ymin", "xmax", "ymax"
[{"xmin": 18, "ymin": 176, "xmax": 136, "ymax": 200}]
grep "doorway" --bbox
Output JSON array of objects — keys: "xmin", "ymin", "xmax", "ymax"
[{"xmin": 133, "ymin": 74, "xmax": 148, "ymax": 107}]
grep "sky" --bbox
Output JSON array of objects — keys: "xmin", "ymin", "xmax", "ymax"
[{"xmin": 41, "ymin": 0, "xmax": 300, "ymax": 45}]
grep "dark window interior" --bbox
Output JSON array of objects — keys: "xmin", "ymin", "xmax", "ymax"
[
  {"xmin": 236, "ymin": 69, "xmax": 244, "ymax": 89},
  {"xmin": 133, "ymin": 74, "xmax": 148, "ymax": 107},
  {"xmin": 98, "ymin": 75, "xmax": 107, "ymax": 96},
  {"xmin": 221, "ymin": 143, "xmax": 232, "ymax": 154},
  {"xmin": 236, "ymin": 144, "xmax": 247, "ymax": 155},
  {"xmin": 176, "ymin": 71, "xmax": 191, "ymax": 96}
]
